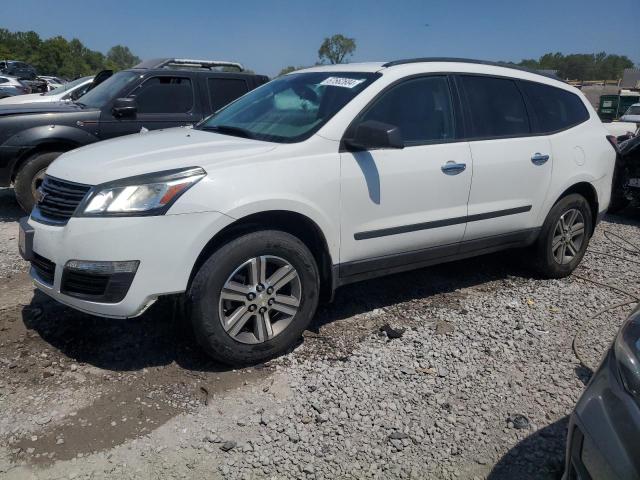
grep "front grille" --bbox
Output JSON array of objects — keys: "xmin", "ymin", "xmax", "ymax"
[
  {"xmin": 61, "ymin": 270, "xmax": 110, "ymax": 297},
  {"xmin": 31, "ymin": 253, "xmax": 56, "ymax": 285},
  {"xmin": 35, "ymin": 175, "xmax": 91, "ymax": 224}
]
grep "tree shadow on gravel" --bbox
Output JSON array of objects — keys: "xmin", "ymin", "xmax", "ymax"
[
  {"xmin": 21, "ymin": 291, "xmax": 232, "ymax": 373},
  {"xmin": 0, "ymin": 187, "xmax": 23, "ymax": 222},
  {"xmin": 487, "ymin": 416, "xmax": 569, "ymax": 480}
]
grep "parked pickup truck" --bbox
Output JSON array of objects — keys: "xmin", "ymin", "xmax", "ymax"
[{"xmin": 0, "ymin": 58, "xmax": 269, "ymax": 211}]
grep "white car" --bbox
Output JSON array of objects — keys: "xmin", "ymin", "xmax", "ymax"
[
  {"xmin": 19, "ymin": 59, "xmax": 616, "ymax": 364},
  {"xmin": 0, "ymin": 76, "xmax": 93, "ymax": 105},
  {"xmin": 621, "ymin": 103, "xmax": 640, "ymax": 124},
  {"xmin": 0, "ymin": 75, "xmax": 30, "ymax": 98}
]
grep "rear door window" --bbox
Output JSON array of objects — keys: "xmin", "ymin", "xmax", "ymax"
[
  {"xmin": 129, "ymin": 76, "xmax": 194, "ymax": 114},
  {"xmin": 208, "ymin": 78, "xmax": 249, "ymax": 112},
  {"xmin": 520, "ymin": 81, "xmax": 589, "ymax": 132},
  {"xmin": 459, "ymin": 75, "xmax": 530, "ymax": 138}
]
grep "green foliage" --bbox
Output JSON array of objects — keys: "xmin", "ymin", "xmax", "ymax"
[
  {"xmin": 105, "ymin": 45, "xmax": 141, "ymax": 71},
  {"xmin": 511, "ymin": 52, "xmax": 634, "ymax": 80},
  {"xmin": 318, "ymin": 34, "xmax": 356, "ymax": 64},
  {"xmin": 0, "ymin": 28, "xmax": 141, "ymax": 78},
  {"xmin": 277, "ymin": 65, "xmax": 308, "ymax": 76}
]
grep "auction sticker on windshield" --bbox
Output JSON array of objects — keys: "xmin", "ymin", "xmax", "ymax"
[{"xmin": 319, "ymin": 77, "xmax": 366, "ymax": 88}]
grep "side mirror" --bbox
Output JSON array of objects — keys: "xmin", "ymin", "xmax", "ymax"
[
  {"xmin": 345, "ymin": 120, "xmax": 404, "ymax": 150},
  {"xmin": 113, "ymin": 97, "xmax": 137, "ymax": 118}
]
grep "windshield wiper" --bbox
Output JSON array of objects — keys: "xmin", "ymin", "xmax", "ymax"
[
  {"xmin": 201, "ymin": 124, "xmax": 254, "ymax": 139},
  {"xmin": 74, "ymin": 101, "xmax": 86, "ymax": 108}
]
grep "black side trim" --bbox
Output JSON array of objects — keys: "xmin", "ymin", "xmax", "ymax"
[
  {"xmin": 354, "ymin": 205, "xmax": 532, "ymax": 240},
  {"xmin": 338, "ymin": 228, "xmax": 540, "ymax": 285}
]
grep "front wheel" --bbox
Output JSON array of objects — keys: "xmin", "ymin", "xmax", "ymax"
[
  {"xmin": 533, "ymin": 194, "xmax": 593, "ymax": 278},
  {"xmin": 188, "ymin": 230, "xmax": 320, "ymax": 365},
  {"xmin": 14, "ymin": 151, "xmax": 63, "ymax": 212}
]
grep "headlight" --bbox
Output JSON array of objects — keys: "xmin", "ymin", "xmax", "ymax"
[
  {"xmin": 79, "ymin": 167, "xmax": 206, "ymax": 216},
  {"xmin": 614, "ymin": 306, "xmax": 640, "ymax": 398}
]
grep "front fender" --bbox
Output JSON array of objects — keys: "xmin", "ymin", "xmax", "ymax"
[{"xmin": 3, "ymin": 124, "xmax": 99, "ymax": 149}]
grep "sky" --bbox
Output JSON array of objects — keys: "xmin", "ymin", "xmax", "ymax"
[{"xmin": 2, "ymin": 0, "xmax": 639, "ymax": 77}]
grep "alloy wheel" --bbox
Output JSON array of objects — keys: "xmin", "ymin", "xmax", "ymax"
[
  {"xmin": 552, "ymin": 208, "xmax": 585, "ymax": 265},
  {"xmin": 218, "ymin": 255, "xmax": 302, "ymax": 344}
]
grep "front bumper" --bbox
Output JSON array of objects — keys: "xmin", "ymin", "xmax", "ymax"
[
  {"xmin": 24, "ymin": 211, "xmax": 234, "ymax": 318},
  {"xmin": 564, "ymin": 350, "xmax": 640, "ymax": 480}
]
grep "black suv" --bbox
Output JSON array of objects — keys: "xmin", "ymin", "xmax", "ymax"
[{"xmin": 0, "ymin": 58, "xmax": 269, "ymax": 211}]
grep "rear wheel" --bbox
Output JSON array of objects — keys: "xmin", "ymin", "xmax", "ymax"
[
  {"xmin": 188, "ymin": 230, "xmax": 320, "ymax": 365},
  {"xmin": 533, "ymin": 194, "xmax": 593, "ymax": 278},
  {"xmin": 14, "ymin": 151, "xmax": 63, "ymax": 212}
]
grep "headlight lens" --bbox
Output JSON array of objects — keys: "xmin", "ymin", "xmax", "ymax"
[
  {"xmin": 614, "ymin": 306, "xmax": 640, "ymax": 398},
  {"xmin": 80, "ymin": 167, "xmax": 206, "ymax": 216}
]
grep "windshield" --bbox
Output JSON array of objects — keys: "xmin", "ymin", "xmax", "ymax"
[
  {"xmin": 44, "ymin": 76, "xmax": 92, "ymax": 96},
  {"xmin": 197, "ymin": 71, "xmax": 379, "ymax": 143},
  {"xmin": 76, "ymin": 70, "xmax": 139, "ymax": 108},
  {"xmin": 625, "ymin": 105, "xmax": 640, "ymax": 116}
]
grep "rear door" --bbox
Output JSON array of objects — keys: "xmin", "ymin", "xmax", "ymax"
[
  {"xmin": 99, "ymin": 74, "xmax": 200, "ymax": 139},
  {"xmin": 458, "ymin": 74, "xmax": 552, "ymax": 246}
]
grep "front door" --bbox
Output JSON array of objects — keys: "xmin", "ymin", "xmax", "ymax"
[
  {"xmin": 339, "ymin": 75, "xmax": 473, "ymax": 277},
  {"xmin": 99, "ymin": 75, "xmax": 200, "ymax": 139}
]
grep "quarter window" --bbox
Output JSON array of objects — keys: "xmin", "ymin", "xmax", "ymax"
[
  {"xmin": 460, "ymin": 75, "xmax": 530, "ymax": 138},
  {"xmin": 129, "ymin": 76, "xmax": 193, "ymax": 114},
  {"xmin": 357, "ymin": 76, "xmax": 455, "ymax": 144},
  {"xmin": 520, "ymin": 81, "xmax": 589, "ymax": 132},
  {"xmin": 208, "ymin": 78, "xmax": 249, "ymax": 111}
]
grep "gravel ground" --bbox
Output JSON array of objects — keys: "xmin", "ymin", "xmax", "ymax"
[{"xmin": 1, "ymin": 187, "xmax": 639, "ymax": 480}]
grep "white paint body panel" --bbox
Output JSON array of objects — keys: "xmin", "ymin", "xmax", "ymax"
[
  {"xmin": 340, "ymin": 142, "xmax": 472, "ymax": 262},
  {"xmin": 28, "ymin": 61, "xmax": 615, "ymax": 317}
]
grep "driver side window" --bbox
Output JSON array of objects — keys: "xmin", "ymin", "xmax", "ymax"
[{"xmin": 358, "ymin": 76, "xmax": 455, "ymax": 145}]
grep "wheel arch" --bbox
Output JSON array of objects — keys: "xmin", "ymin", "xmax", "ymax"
[
  {"xmin": 555, "ymin": 181, "xmax": 599, "ymax": 233},
  {"xmin": 11, "ymin": 140, "xmax": 79, "ymax": 182},
  {"xmin": 188, "ymin": 210, "xmax": 336, "ymax": 302}
]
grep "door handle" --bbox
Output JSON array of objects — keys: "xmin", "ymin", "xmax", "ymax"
[
  {"xmin": 441, "ymin": 161, "xmax": 466, "ymax": 175},
  {"xmin": 531, "ymin": 153, "xmax": 550, "ymax": 165}
]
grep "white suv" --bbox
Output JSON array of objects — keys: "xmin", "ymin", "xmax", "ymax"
[{"xmin": 19, "ymin": 58, "xmax": 616, "ymax": 365}]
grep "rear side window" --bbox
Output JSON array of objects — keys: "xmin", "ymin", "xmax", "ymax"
[
  {"xmin": 357, "ymin": 76, "xmax": 455, "ymax": 145},
  {"xmin": 460, "ymin": 75, "xmax": 530, "ymax": 138},
  {"xmin": 130, "ymin": 76, "xmax": 194, "ymax": 114},
  {"xmin": 520, "ymin": 81, "xmax": 589, "ymax": 133},
  {"xmin": 208, "ymin": 78, "xmax": 249, "ymax": 112}
]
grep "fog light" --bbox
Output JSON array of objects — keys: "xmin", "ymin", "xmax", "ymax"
[{"xmin": 65, "ymin": 260, "xmax": 139, "ymax": 274}]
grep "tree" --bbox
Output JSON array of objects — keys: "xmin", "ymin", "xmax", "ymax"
[
  {"xmin": 0, "ymin": 28, "xmax": 141, "ymax": 78},
  {"xmin": 318, "ymin": 34, "xmax": 356, "ymax": 64},
  {"xmin": 510, "ymin": 52, "xmax": 634, "ymax": 81},
  {"xmin": 105, "ymin": 45, "xmax": 141, "ymax": 70},
  {"xmin": 277, "ymin": 65, "xmax": 307, "ymax": 76}
]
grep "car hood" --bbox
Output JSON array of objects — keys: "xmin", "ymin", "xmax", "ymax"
[
  {"xmin": 0, "ymin": 101, "xmax": 84, "ymax": 116},
  {"xmin": 47, "ymin": 127, "xmax": 280, "ymax": 185}
]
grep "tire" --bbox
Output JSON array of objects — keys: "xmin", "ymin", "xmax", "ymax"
[
  {"xmin": 533, "ymin": 194, "xmax": 593, "ymax": 278},
  {"xmin": 14, "ymin": 151, "xmax": 63, "ymax": 212},
  {"xmin": 188, "ymin": 230, "xmax": 320, "ymax": 365}
]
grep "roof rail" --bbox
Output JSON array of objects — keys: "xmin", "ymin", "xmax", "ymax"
[
  {"xmin": 381, "ymin": 57, "xmax": 563, "ymax": 81},
  {"xmin": 133, "ymin": 58, "xmax": 244, "ymax": 72}
]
